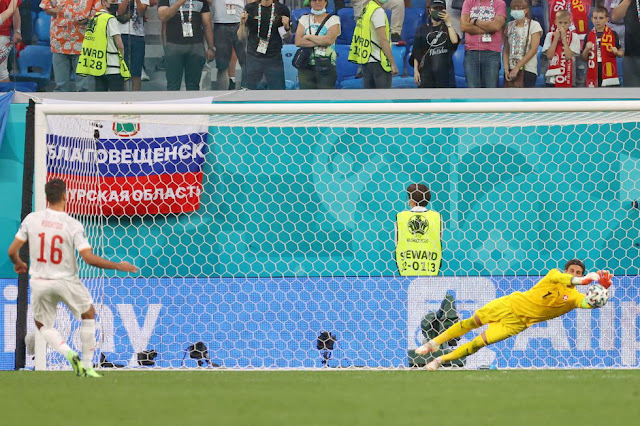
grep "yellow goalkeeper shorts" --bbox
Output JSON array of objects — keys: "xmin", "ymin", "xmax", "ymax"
[{"xmin": 474, "ymin": 296, "xmax": 529, "ymax": 344}]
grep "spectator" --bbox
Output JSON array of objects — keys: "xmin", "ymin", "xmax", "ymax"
[
  {"xmin": 612, "ymin": 0, "xmax": 640, "ymax": 86},
  {"xmin": 460, "ymin": 0, "xmax": 506, "ymax": 88},
  {"xmin": 238, "ymin": 0, "xmax": 291, "ymax": 90},
  {"xmin": 211, "ymin": 0, "xmax": 246, "ymax": 90},
  {"xmin": 348, "ymin": 0, "xmax": 399, "ymax": 89},
  {"xmin": 502, "ymin": 0, "xmax": 542, "ymax": 88},
  {"xmin": 582, "ymin": 6, "xmax": 623, "ymax": 88},
  {"xmin": 604, "ymin": 0, "xmax": 625, "ymax": 48},
  {"xmin": 294, "ymin": 0, "xmax": 340, "ymax": 89},
  {"xmin": 410, "ymin": 0, "xmax": 459, "ymax": 88},
  {"xmin": 117, "ymin": 0, "xmax": 154, "ymax": 91},
  {"xmin": 542, "ymin": 9, "xmax": 580, "ymax": 87},
  {"xmin": 158, "ymin": 0, "xmax": 215, "ymax": 91},
  {"xmin": 0, "ymin": 0, "xmax": 20, "ymax": 83},
  {"xmin": 351, "ymin": 0, "xmax": 404, "ymax": 42},
  {"xmin": 40, "ymin": 0, "xmax": 100, "ymax": 92},
  {"xmin": 76, "ymin": 0, "xmax": 131, "ymax": 91},
  {"xmin": 546, "ymin": 0, "xmax": 591, "ymax": 87}
]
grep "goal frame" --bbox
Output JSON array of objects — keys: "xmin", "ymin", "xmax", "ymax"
[{"xmin": 29, "ymin": 99, "xmax": 640, "ymax": 370}]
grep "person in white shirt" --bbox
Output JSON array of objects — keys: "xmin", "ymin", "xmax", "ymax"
[
  {"xmin": 7, "ymin": 179, "xmax": 137, "ymax": 377},
  {"xmin": 117, "ymin": 0, "xmax": 154, "ymax": 91}
]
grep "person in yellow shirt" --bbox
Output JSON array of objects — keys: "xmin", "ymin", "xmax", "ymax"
[{"xmin": 415, "ymin": 259, "xmax": 613, "ymax": 370}]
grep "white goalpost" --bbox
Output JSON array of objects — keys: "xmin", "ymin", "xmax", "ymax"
[{"xmin": 30, "ymin": 100, "xmax": 640, "ymax": 370}]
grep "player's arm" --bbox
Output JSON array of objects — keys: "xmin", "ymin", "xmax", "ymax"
[
  {"xmin": 577, "ymin": 295, "xmax": 595, "ymax": 309},
  {"xmin": 79, "ymin": 248, "xmax": 138, "ymax": 273},
  {"xmin": 7, "ymin": 238, "xmax": 28, "ymax": 274}
]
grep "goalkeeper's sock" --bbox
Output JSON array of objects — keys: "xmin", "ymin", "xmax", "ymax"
[
  {"xmin": 440, "ymin": 334, "xmax": 487, "ymax": 363},
  {"xmin": 433, "ymin": 317, "xmax": 481, "ymax": 346},
  {"xmin": 80, "ymin": 319, "xmax": 96, "ymax": 368},
  {"xmin": 40, "ymin": 327, "xmax": 72, "ymax": 356}
]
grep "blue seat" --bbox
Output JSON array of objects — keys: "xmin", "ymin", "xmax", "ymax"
[
  {"xmin": 281, "ymin": 44, "xmax": 299, "ymax": 89},
  {"xmin": 11, "ymin": 45, "xmax": 52, "ymax": 89},
  {"xmin": 35, "ymin": 12, "xmax": 51, "ymax": 46},
  {"xmin": 401, "ymin": 8, "xmax": 425, "ymax": 46},
  {"xmin": 453, "ymin": 42, "xmax": 466, "ymax": 88},
  {"xmin": 530, "ymin": 6, "xmax": 546, "ymax": 33},
  {"xmin": 336, "ymin": 8, "xmax": 355, "ymax": 45},
  {"xmin": 394, "ymin": 44, "xmax": 416, "ymax": 88},
  {"xmin": 290, "ymin": 7, "xmax": 310, "ymax": 43},
  {"xmin": 0, "ymin": 81, "xmax": 38, "ymax": 92},
  {"xmin": 334, "ymin": 44, "xmax": 359, "ymax": 88}
]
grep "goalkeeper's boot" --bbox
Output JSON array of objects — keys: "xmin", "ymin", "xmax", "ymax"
[
  {"xmin": 426, "ymin": 357, "xmax": 442, "ymax": 372},
  {"xmin": 415, "ymin": 340, "xmax": 439, "ymax": 356},
  {"xmin": 85, "ymin": 368, "xmax": 102, "ymax": 378},
  {"xmin": 65, "ymin": 350, "xmax": 85, "ymax": 377}
]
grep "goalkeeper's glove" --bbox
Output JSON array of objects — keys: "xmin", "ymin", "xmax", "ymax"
[
  {"xmin": 597, "ymin": 270, "xmax": 613, "ymax": 289},
  {"xmin": 579, "ymin": 272, "xmax": 600, "ymax": 285}
]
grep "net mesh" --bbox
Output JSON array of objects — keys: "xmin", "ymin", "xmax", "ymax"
[{"xmin": 36, "ymin": 108, "xmax": 640, "ymax": 369}]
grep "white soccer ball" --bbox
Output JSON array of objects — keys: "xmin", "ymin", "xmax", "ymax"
[{"xmin": 586, "ymin": 284, "xmax": 609, "ymax": 308}]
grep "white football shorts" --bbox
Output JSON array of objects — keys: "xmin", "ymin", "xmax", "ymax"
[{"xmin": 30, "ymin": 278, "xmax": 94, "ymax": 328}]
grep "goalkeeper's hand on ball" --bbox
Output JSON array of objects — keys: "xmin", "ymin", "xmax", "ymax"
[{"xmin": 597, "ymin": 270, "xmax": 613, "ymax": 289}]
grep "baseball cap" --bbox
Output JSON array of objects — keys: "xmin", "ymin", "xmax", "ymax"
[{"xmin": 429, "ymin": 0, "xmax": 446, "ymax": 8}]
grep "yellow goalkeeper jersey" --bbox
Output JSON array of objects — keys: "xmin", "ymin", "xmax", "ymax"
[{"xmin": 507, "ymin": 269, "xmax": 586, "ymax": 326}]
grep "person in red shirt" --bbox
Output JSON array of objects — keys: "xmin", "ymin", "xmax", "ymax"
[{"xmin": 0, "ymin": 0, "xmax": 21, "ymax": 82}]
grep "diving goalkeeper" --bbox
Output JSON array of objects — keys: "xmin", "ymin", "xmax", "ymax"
[{"xmin": 415, "ymin": 259, "xmax": 613, "ymax": 370}]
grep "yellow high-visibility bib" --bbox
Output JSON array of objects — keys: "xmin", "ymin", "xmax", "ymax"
[
  {"xmin": 348, "ymin": 1, "xmax": 391, "ymax": 71},
  {"xmin": 396, "ymin": 210, "xmax": 442, "ymax": 276}
]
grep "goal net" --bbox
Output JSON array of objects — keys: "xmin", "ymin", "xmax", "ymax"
[{"xmin": 31, "ymin": 101, "xmax": 640, "ymax": 370}]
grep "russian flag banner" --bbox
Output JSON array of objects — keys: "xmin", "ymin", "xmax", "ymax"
[{"xmin": 44, "ymin": 98, "xmax": 212, "ymax": 216}]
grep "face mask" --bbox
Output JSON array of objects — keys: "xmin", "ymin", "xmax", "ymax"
[
  {"xmin": 311, "ymin": 8, "xmax": 327, "ymax": 15},
  {"xmin": 431, "ymin": 10, "xmax": 443, "ymax": 21},
  {"xmin": 108, "ymin": 4, "xmax": 118, "ymax": 15},
  {"xmin": 511, "ymin": 10, "xmax": 526, "ymax": 20},
  {"xmin": 378, "ymin": 0, "xmax": 389, "ymax": 3}
]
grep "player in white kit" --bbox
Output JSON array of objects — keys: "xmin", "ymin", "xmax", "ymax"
[{"xmin": 7, "ymin": 179, "xmax": 137, "ymax": 377}]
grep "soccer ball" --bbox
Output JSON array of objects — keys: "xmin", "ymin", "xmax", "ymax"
[{"xmin": 586, "ymin": 284, "xmax": 609, "ymax": 308}]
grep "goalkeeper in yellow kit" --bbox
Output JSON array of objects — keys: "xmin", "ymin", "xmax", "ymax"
[{"xmin": 415, "ymin": 259, "xmax": 613, "ymax": 370}]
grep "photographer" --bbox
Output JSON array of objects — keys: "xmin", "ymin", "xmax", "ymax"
[{"xmin": 158, "ymin": 0, "xmax": 215, "ymax": 90}]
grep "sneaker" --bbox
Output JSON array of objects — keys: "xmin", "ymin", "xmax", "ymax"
[
  {"xmin": 85, "ymin": 368, "xmax": 103, "ymax": 378},
  {"xmin": 228, "ymin": 79, "xmax": 235, "ymax": 90},
  {"xmin": 391, "ymin": 33, "xmax": 402, "ymax": 43},
  {"xmin": 141, "ymin": 68, "xmax": 150, "ymax": 81},
  {"xmin": 426, "ymin": 357, "xmax": 442, "ymax": 371},
  {"xmin": 415, "ymin": 341, "xmax": 438, "ymax": 355},
  {"xmin": 65, "ymin": 350, "xmax": 85, "ymax": 377}
]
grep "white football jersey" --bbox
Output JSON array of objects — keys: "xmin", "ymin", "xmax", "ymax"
[{"xmin": 15, "ymin": 209, "xmax": 91, "ymax": 280}]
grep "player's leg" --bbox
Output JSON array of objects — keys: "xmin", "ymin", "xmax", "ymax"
[
  {"xmin": 31, "ymin": 280, "xmax": 85, "ymax": 375},
  {"xmin": 426, "ymin": 313, "xmax": 528, "ymax": 371},
  {"xmin": 416, "ymin": 296, "xmax": 512, "ymax": 355},
  {"xmin": 80, "ymin": 305, "xmax": 101, "ymax": 377},
  {"xmin": 61, "ymin": 279, "xmax": 100, "ymax": 377},
  {"xmin": 415, "ymin": 314, "xmax": 483, "ymax": 355}
]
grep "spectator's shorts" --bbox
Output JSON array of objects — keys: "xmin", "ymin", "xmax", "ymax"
[
  {"xmin": 122, "ymin": 34, "xmax": 146, "ymax": 78},
  {"xmin": 214, "ymin": 23, "xmax": 241, "ymax": 71}
]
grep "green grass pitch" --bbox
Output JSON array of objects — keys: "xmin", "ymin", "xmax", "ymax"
[{"xmin": 1, "ymin": 370, "xmax": 639, "ymax": 425}]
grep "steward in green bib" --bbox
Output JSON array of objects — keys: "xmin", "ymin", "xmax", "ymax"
[
  {"xmin": 77, "ymin": 0, "xmax": 131, "ymax": 91},
  {"xmin": 348, "ymin": 0, "xmax": 398, "ymax": 88},
  {"xmin": 396, "ymin": 183, "xmax": 442, "ymax": 276}
]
